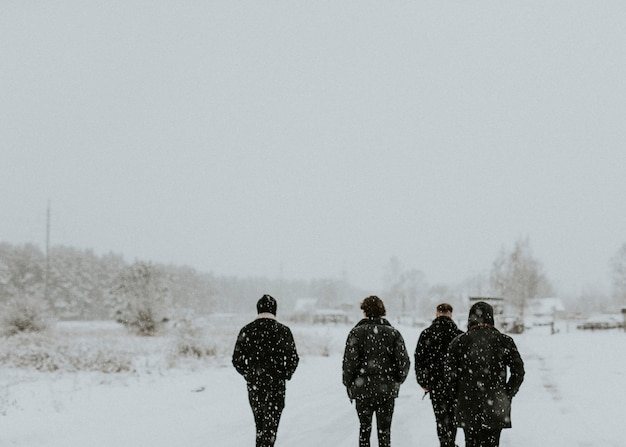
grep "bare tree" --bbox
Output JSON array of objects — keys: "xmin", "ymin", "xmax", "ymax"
[
  {"xmin": 383, "ymin": 257, "xmax": 429, "ymax": 315},
  {"xmin": 383, "ymin": 256, "xmax": 404, "ymax": 315},
  {"xmin": 490, "ymin": 237, "xmax": 554, "ymax": 317},
  {"xmin": 610, "ymin": 243, "xmax": 626, "ymax": 307},
  {"xmin": 399, "ymin": 268, "xmax": 428, "ymax": 315}
]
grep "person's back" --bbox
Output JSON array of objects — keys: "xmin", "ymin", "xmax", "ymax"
[
  {"xmin": 414, "ymin": 303, "xmax": 463, "ymax": 447},
  {"xmin": 448, "ymin": 324, "xmax": 522, "ymax": 428},
  {"xmin": 342, "ymin": 295, "xmax": 410, "ymax": 447},
  {"xmin": 343, "ymin": 317, "xmax": 409, "ymax": 401},
  {"xmin": 415, "ymin": 306, "xmax": 463, "ymax": 394},
  {"xmin": 446, "ymin": 301, "xmax": 524, "ymax": 447},
  {"xmin": 233, "ymin": 316, "xmax": 299, "ymax": 386},
  {"xmin": 232, "ymin": 295, "xmax": 299, "ymax": 447}
]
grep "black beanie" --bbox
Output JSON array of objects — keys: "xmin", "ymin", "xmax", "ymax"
[
  {"xmin": 468, "ymin": 301, "xmax": 495, "ymax": 327},
  {"xmin": 256, "ymin": 294, "xmax": 277, "ymax": 316}
]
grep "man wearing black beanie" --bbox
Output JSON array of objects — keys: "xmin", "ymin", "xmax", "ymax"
[{"xmin": 232, "ymin": 294, "xmax": 299, "ymax": 447}]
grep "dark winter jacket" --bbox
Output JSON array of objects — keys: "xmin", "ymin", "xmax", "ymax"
[
  {"xmin": 414, "ymin": 316, "xmax": 463, "ymax": 394},
  {"xmin": 446, "ymin": 302, "xmax": 525, "ymax": 430},
  {"xmin": 342, "ymin": 318, "xmax": 410, "ymax": 402},
  {"xmin": 232, "ymin": 315, "xmax": 299, "ymax": 388}
]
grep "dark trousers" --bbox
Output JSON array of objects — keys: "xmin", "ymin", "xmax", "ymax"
[
  {"xmin": 463, "ymin": 427, "xmax": 502, "ymax": 447},
  {"xmin": 247, "ymin": 383, "xmax": 286, "ymax": 447},
  {"xmin": 430, "ymin": 391, "xmax": 458, "ymax": 447},
  {"xmin": 355, "ymin": 397, "xmax": 395, "ymax": 447}
]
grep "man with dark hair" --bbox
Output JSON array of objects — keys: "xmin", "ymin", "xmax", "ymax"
[
  {"xmin": 415, "ymin": 303, "xmax": 463, "ymax": 447},
  {"xmin": 342, "ymin": 295, "xmax": 410, "ymax": 447},
  {"xmin": 232, "ymin": 294, "xmax": 299, "ymax": 447},
  {"xmin": 446, "ymin": 301, "xmax": 525, "ymax": 447}
]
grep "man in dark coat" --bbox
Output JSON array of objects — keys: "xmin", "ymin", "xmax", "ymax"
[
  {"xmin": 342, "ymin": 295, "xmax": 410, "ymax": 447},
  {"xmin": 446, "ymin": 301, "xmax": 525, "ymax": 447},
  {"xmin": 414, "ymin": 303, "xmax": 464, "ymax": 447},
  {"xmin": 232, "ymin": 294, "xmax": 299, "ymax": 447}
]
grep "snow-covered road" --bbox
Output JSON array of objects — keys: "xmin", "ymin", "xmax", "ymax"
[{"xmin": 2, "ymin": 328, "xmax": 625, "ymax": 447}]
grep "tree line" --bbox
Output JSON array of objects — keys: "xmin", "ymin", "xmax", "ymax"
[
  {"xmin": 1, "ymin": 238, "xmax": 625, "ymax": 335},
  {"xmin": 0, "ymin": 242, "xmax": 369, "ymax": 334}
]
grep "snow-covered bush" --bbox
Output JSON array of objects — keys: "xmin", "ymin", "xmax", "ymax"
[
  {"xmin": 167, "ymin": 317, "xmax": 238, "ymax": 368},
  {"xmin": 1, "ymin": 296, "xmax": 52, "ymax": 336},
  {"xmin": 0, "ymin": 332, "xmax": 133, "ymax": 373},
  {"xmin": 171, "ymin": 318, "xmax": 218, "ymax": 359},
  {"xmin": 167, "ymin": 315, "xmax": 244, "ymax": 367}
]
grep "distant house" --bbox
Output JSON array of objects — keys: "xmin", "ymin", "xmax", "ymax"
[
  {"xmin": 526, "ymin": 297, "xmax": 565, "ymax": 327},
  {"xmin": 468, "ymin": 296, "xmax": 505, "ymax": 315},
  {"xmin": 289, "ymin": 298, "xmax": 355, "ymax": 324},
  {"xmin": 312, "ymin": 309, "xmax": 350, "ymax": 324},
  {"xmin": 290, "ymin": 298, "xmax": 318, "ymax": 322},
  {"xmin": 527, "ymin": 297, "xmax": 565, "ymax": 316},
  {"xmin": 293, "ymin": 298, "xmax": 317, "ymax": 313}
]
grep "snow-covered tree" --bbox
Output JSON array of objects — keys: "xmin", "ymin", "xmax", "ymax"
[
  {"xmin": 110, "ymin": 261, "xmax": 170, "ymax": 335},
  {"xmin": 166, "ymin": 265, "xmax": 216, "ymax": 315},
  {"xmin": 0, "ymin": 243, "xmax": 51, "ymax": 334},
  {"xmin": 48, "ymin": 246, "xmax": 126, "ymax": 319},
  {"xmin": 0, "ymin": 243, "xmax": 45, "ymax": 301}
]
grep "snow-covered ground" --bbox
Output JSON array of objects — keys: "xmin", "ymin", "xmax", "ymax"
[{"xmin": 1, "ymin": 321, "xmax": 624, "ymax": 446}]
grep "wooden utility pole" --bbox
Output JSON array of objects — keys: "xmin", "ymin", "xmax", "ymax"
[{"xmin": 44, "ymin": 200, "xmax": 50, "ymax": 303}]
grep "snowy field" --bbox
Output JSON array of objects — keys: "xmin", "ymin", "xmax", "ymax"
[{"xmin": 1, "ymin": 320, "xmax": 625, "ymax": 447}]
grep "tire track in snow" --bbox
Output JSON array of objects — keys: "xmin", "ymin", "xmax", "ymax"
[{"xmin": 517, "ymin": 335, "xmax": 623, "ymax": 447}]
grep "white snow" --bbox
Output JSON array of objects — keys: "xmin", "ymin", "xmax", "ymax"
[{"xmin": 1, "ymin": 322, "xmax": 624, "ymax": 446}]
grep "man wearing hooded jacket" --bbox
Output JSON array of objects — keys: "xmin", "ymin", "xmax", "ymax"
[
  {"xmin": 446, "ymin": 301, "xmax": 525, "ymax": 447},
  {"xmin": 232, "ymin": 294, "xmax": 299, "ymax": 447},
  {"xmin": 342, "ymin": 295, "xmax": 410, "ymax": 447}
]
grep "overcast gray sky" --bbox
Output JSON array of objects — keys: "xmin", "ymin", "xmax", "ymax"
[{"xmin": 2, "ymin": 1, "xmax": 625, "ymax": 295}]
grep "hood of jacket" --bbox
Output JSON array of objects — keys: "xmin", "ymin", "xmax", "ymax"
[{"xmin": 468, "ymin": 301, "xmax": 495, "ymax": 328}]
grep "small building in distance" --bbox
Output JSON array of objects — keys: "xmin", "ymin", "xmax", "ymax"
[
  {"xmin": 289, "ymin": 298, "xmax": 353, "ymax": 324},
  {"xmin": 312, "ymin": 308, "xmax": 350, "ymax": 324},
  {"xmin": 290, "ymin": 298, "xmax": 318, "ymax": 323},
  {"xmin": 526, "ymin": 297, "xmax": 565, "ymax": 325}
]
